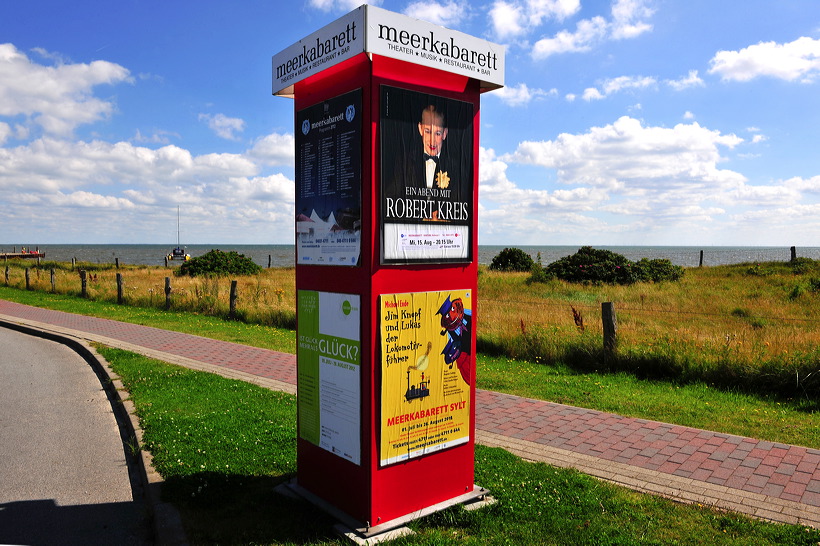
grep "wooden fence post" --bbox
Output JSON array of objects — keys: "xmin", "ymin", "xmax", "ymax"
[
  {"xmin": 117, "ymin": 273, "xmax": 124, "ymax": 305},
  {"xmin": 80, "ymin": 270, "xmax": 87, "ymax": 298},
  {"xmin": 602, "ymin": 302, "xmax": 617, "ymax": 352},
  {"xmin": 699, "ymin": 250, "xmax": 704, "ymax": 267},
  {"xmin": 4, "ymin": 265, "xmax": 8, "ymax": 286},
  {"xmin": 268, "ymin": 255, "xmax": 272, "ymax": 268},
  {"xmin": 164, "ymin": 256, "xmax": 169, "ymax": 267},
  {"xmin": 791, "ymin": 246, "xmax": 797, "ymax": 262},
  {"xmin": 25, "ymin": 268, "xmax": 31, "ymax": 290},
  {"xmin": 50, "ymin": 269, "xmax": 56, "ymax": 293},
  {"xmin": 229, "ymin": 280, "xmax": 238, "ymax": 319},
  {"xmin": 71, "ymin": 257, "xmax": 76, "ymax": 271},
  {"xmin": 165, "ymin": 277, "xmax": 172, "ymax": 310},
  {"xmin": 115, "ymin": 257, "xmax": 120, "ymax": 269}
]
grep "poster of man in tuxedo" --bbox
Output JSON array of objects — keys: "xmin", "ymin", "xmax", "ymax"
[{"xmin": 380, "ymin": 86, "xmax": 474, "ymax": 264}]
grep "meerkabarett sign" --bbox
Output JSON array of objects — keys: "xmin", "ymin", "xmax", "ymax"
[{"xmin": 272, "ymin": 5, "xmax": 505, "ymax": 97}]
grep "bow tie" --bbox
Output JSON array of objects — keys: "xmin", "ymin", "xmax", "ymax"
[{"xmin": 424, "ymin": 153, "xmax": 438, "ymax": 163}]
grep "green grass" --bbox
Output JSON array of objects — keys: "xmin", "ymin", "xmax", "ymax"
[
  {"xmin": 0, "ymin": 286, "xmax": 295, "ymax": 354},
  {"xmin": 100, "ymin": 347, "xmax": 820, "ymax": 545},
  {"xmin": 2, "ymin": 285, "xmax": 818, "ymax": 450},
  {"xmin": 477, "ymin": 356, "xmax": 820, "ymax": 449}
]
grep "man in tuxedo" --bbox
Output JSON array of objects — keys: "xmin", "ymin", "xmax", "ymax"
[
  {"xmin": 399, "ymin": 104, "xmax": 465, "ymax": 220},
  {"xmin": 380, "ymin": 90, "xmax": 473, "ymax": 261},
  {"xmin": 418, "ymin": 104, "xmax": 449, "ymax": 190}
]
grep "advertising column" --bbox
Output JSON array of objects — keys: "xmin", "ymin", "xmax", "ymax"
[{"xmin": 274, "ymin": 4, "xmax": 504, "ymax": 534}]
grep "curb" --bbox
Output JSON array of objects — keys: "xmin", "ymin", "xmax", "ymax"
[{"xmin": 0, "ymin": 318, "xmax": 189, "ymax": 546}]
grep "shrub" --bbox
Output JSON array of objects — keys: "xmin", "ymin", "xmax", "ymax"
[
  {"xmin": 177, "ymin": 249, "xmax": 262, "ymax": 277},
  {"xmin": 791, "ymin": 257, "xmax": 818, "ymax": 275},
  {"xmin": 489, "ymin": 247, "xmax": 535, "ymax": 272},
  {"xmin": 531, "ymin": 247, "xmax": 683, "ymax": 285},
  {"xmin": 633, "ymin": 258, "xmax": 685, "ymax": 283}
]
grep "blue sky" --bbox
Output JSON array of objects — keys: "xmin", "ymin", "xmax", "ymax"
[{"xmin": 2, "ymin": 0, "xmax": 819, "ymax": 246}]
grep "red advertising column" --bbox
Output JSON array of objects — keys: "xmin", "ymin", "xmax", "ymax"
[{"xmin": 273, "ymin": 5, "xmax": 504, "ymax": 538}]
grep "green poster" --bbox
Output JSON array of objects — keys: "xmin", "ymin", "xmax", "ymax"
[{"xmin": 297, "ymin": 290, "xmax": 361, "ymax": 465}]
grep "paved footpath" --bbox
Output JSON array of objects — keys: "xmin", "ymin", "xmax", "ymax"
[{"xmin": 1, "ymin": 299, "xmax": 818, "ymax": 529}]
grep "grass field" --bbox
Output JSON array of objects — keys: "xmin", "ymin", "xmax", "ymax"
[
  {"xmin": 3, "ymin": 260, "xmax": 819, "ymax": 543},
  {"xmin": 1, "ymin": 258, "xmax": 818, "ymax": 448},
  {"xmin": 99, "ymin": 346, "xmax": 820, "ymax": 545}
]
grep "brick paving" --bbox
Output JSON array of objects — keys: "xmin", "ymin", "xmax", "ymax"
[{"xmin": 1, "ymin": 299, "xmax": 818, "ymax": 528}]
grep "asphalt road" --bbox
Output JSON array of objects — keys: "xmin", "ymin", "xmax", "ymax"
[{"xmin": 0, "ymin": 326, "xmax": 150, "ymax": 545}]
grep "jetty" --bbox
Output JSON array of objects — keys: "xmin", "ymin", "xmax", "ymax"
[{"xmin": 1, "ymin": 248, "xmax": 45, "ymax": 260}]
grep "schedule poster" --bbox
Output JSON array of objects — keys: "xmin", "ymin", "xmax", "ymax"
[
  {"xmin": 380, "ymin": 86, "xmax": 474, "ymax": 264},
  {"xmin": 295, "ymin": 89, "xmax": 362, "ymax": 266},
  {"xmin": 379, "ymin": 290, "xmax": 473, "ymax": 466},
  {"xmin": 297, "ymin": 290, "xmax": 361, "ymax": 465}
]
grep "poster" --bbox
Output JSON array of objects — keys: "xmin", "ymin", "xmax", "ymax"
[
  {"xmin": 380, "ymin": 86, "xmax": 474, "ymax": 264},
  {"xmin": 379, "ymin": 290, "xmax": 473, "ymax": 466},
  {"xmin": 295, "ymin": 89, "xmax": 362, "ymax": 266},
  {"xmin": 297, "ymin": 290, "xmax": 361, "ymax": 465}
]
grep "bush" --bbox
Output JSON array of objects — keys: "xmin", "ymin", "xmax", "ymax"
[
  {"xmin": 532, "ymin": 246, "xmax": 684, "ymax": 285},
  {"xmin": 791, "ymin": 257, "xmax": 819, "ymax": 275},
  {"xmin": 633, "ymin": 258, "xmax": 685, "ymax": 283},
  {"xmin": 177, "ymin": 249, "xmax": 262, "ymax": 277},
  {"xmin": 489, "ymin": 247, "xmax": 535, "ymax": 272}
]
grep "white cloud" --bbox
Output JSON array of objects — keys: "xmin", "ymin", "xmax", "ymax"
[
  {"xmin": 530, "ymin": 0, "xmax": 654, "ymax": 59},
  {"xmin": 666, "ymin": 69, "xmax": 705, "ymax": 91},
  {"xmin": 49, "ymin": 190, "xmax": 137, "ymax": 209},
  {"xmin": 582, "ymin": 87, "xmax": 604, "ymax": 101},
  {"xmin": 491, "ymin": 82, "xmax": 556, "ymax": 106},
  {"xmin": 472, "ymin": 116, "xmax": 820, "ymax": 244},
  {"xmin": 489, "ymin": 1, "xmax": 527, "ymax": 39},
  {"xmin": 504, "ymin": 116, "xmax": 745, "ymax": 192},
  {"xmin": 783, "ymin": 175, "xmax": 820, "ymax": 193},
  {"xmin": 0, "ymin": 133, "xmax": 296, "ymax": 243},
  {"xmin": 532, "ymin": 16, "xmax": 608, "ymax": 59},
  {"xmin": 479, "ymin": 146, "xmax": 607, "ymax": 213},
  {"xmin": 198, "ymin": 113, "xmax": 245, "ymax": 141},
  {"xmin": 708, "ymin": 36, "xmax": 820, "ymax": 82},
  {"xmin": 404, "ymin": 1, "xmax": 470, "ymax": 28},
  {"xmin": 601, "ymin": 75, "xmax": 656, "ymax": 95},
  {"xmin": 490, "ymin": 0, "xmax": 581, "ymax": 39},
  {"xmin": 0, "ymin": 43, "xmax": 132, "ymax": 135},
  {"xmin": 610, "ymin": 0, "xmax": 654, "ymax": 40},
  {"xmin": 133, "ymin": 129, "xmax": 177, "ymax": 145},
  {"xmin": 247, "ymin": 133, "xmax": 295, "ymax": 165},
  {"xmin": 578, "ymin": 75, "xmax": 657, "ymax": 101}
]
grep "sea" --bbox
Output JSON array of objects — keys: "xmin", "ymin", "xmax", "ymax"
[{"xmin": 3, "ymin": 244, "xmax": 819, "ymax": 268}]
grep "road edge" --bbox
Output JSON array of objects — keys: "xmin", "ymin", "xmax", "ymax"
[{"xmin": 0, "ymin": 317, "xmax": 189, "ymax": 546}]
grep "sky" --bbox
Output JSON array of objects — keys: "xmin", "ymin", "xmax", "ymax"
[{"xmin": 2, "ymin": 0, "xmax": 819, "ymax": 247}]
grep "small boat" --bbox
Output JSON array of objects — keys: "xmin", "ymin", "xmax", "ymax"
[
  {"xmin": 167, "ymin": 247, "xmax": 190, "ymax": 261},
  {"xmin": 166, "ymin": 207, "xmax": 191, "ymax": 261}
]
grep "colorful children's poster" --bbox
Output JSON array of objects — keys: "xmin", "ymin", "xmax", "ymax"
[
  {"xmin": 379, "ymin": 290, "xmax": 473, "ymax": 466},
  {"xmin": 297, "ymin": 290, "xmax": 361, "ymax": 465},
  {"xmin": 295, "ymin": 89, "xmax": 362, "ymax": 266},
  {"xmin": 380, "ymin": 86, "xmax": 474, "ymax": 264}
]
